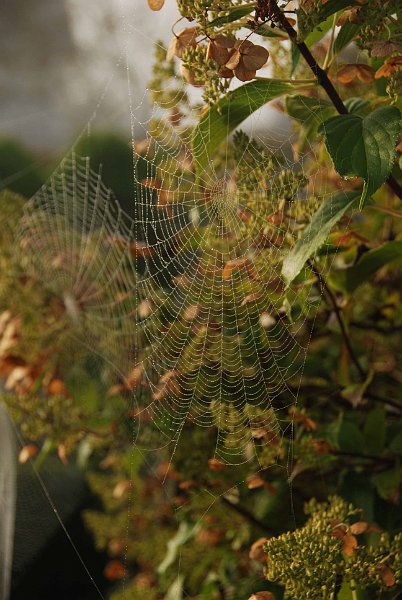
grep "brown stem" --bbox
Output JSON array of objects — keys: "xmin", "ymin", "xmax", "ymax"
[
  {"xmin": 269, "ymin": 1, "xmax": 402, "ymax": 201},
  {"xmin": 221, "ymin": 495, "xmax": 276, "ymax": 534},
  {"xmin": 309, "ymin": 262, "xmax": 366, "ymax": 380}
]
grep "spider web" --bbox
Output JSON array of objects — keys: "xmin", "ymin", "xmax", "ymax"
[{"xmin": 6, "ymin": 4, "xmax": 354, "ymax": 597}]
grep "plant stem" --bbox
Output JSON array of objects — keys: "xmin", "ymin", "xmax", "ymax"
[
  {"xmin": 221, "ymin": 495, "xmax": 276, "ymax": 534},
  {"xmin": 270, "ymin": 1, "xmax": 402, "ymax": 201},
  {"xmin": 309, "ymin": 261, "xmax": 366, "ymax": 380},
  {"xmin": 256, "ymin": 76, "xmax": 317, "ymax": 85}
]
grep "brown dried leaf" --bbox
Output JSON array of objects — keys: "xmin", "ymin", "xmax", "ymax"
[
  {"xmin": 112, "ymin": 480, "xmax": 131, "ymax": 499},
  {"xmin": 147, "ymin": 0, "xmax": 164, "ymax": 10},
  {"xmin": 350, "ymin": 521, "xmax": 369, "ymax": 535},
  {"xmin": 19, "ymin": 445, "xmax": 38, "ymax": 464},
  {"xmin": 208, "ymin": 458, "xmax": 226, "ymax": 471},
  {"xmin": 246, "ymin": 474, "xmax": 265, "ymax": 489},
  {"xmin": 104, "ymin": 560, "xmax": 127, "ymax": 581},
  {"xmin": 342, "ymin": 533, "xmax": 358, "ymax": 556},
  {"xmin": 378, "ymin": 563, "xmax": 395, "ymax": 587},
  {"xmin": 249, "ymin": 537, "xmax": 269, "ymax": 562}
]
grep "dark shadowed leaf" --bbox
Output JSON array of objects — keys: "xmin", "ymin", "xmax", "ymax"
[{"xmin": 319, "ymin": 106, "xmax": 401, "ymax": 207}]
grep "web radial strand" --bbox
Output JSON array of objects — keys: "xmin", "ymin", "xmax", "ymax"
[{"xmin": 14, "ymin": 82, "xmax": 337, "ymax": 465}]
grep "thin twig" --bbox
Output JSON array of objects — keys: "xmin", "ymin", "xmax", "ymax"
[
  {"xmin": 269, "ymin": 1, "xmax": 402, "ymax": 201},
  {"xmin": 221, "ymin": 495, "xmax": 276, "ymax": 534},
  {"xmin": 309, "ymin": 261, "xmax": 366, "ymax": 380}
]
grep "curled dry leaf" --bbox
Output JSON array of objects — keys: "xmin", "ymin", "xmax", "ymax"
[
  {"xmin": 337, "ymin": 63, "xmax": 375, "ymax": 84},
  {"xmin": 208, "ymin": 457, "xmax": 226, "ymax": 471},
  {"xmin": 57, "ymin": 443, "xmax": 68, "ymax": 465},
  {"xmin": 371, "ymin": 40, "xmax": 402, "ymax": 58},
  {"xmin": 147, "ymin": 0, "xmax": 164, "ymax": 10},
  {"xmin": 166, "ymin": 27, "xmax": 198, "ymax": 61},
  {"xmin": 377, "ymin": 563, "xmax": 396, "ymax": 587},
  {"xmin": 112, "ymin": 480, "xmax": 131, "ymax": 499},
  {"xmin": 249, "ymin": 537, "xmax": 269, "ymax": 562},
  {"xmin": 342, "ymin": 533, "xmax": 358, "ymax": 556},
  {"xmin": 180, "ymin": 63, "xmax": 204, "ymax": 87},
  {"xmin": 19, "ymin": 444, "xmax": 38, "ymax": 464},
  {"xmin": 349, "ymin": 521, "xmax": 369, "ymax": 535},
  {"xmin": 47, "ymin": 378, "xmax": 66, "ymax": 396},
  {"xmin": 241, "ymin": 292, "xmax": 262, "ymax": 306},
  {"xmin": 223, "ymin": 257, "xmax": 255, "ymax": 280},
  {"xmin": 103, "ymin": 560, "xmax": 127, "ymax": 581},
  {"xmin": 221, "ymin": 39, "xmax": 269, "ymax": 82},
  {"xmin": 375, "ymin": 55, "xmax": 402, "ymax": 79},
  {"xmin": 183, "ymin": 304, "xmax": 199, "ymax": 321}
]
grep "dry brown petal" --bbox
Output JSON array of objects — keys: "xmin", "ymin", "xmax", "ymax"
[
  {"xmin": 310, "ymin": 438, "xmax": 332, "ymax": 455},
  {"xmin": 137, "ymin": 299, "xmax": 153, "ymax": 319},
  {"xmin": 196, "ymin": 528, "xmax": 222, "ymax": 545},
  {"xmin": 57, "ymin": 443, "xmax": 68, "ymax": 465},
  {"xmin": 234, "ymin": 63, "xmax": 256, "ymax": 82},
  {"xmin": 208, "ymin": 36, "xmax": 234, "ymax": 66},
  {"xmin": 215, "ymin": 35, "xmax": 235, "ymax": 49},
  {"xmin": 249, "ymin": 537, "xmax": 269, "ymax": 562},
  {"xmin": 356, "ymin": 64, "xmax": 375, "ymax": 83},
  {"xmin": 223, "ymin": 257, "xmax": 253, "ymax": 279},
  {"xmin": 169, "ymin": 106, "xmax": 184, "ymax": 126},
  {"xmin": 337, "ymin": 64, "xmax": 358, "ymax": 84},
  {"xmin": 342, "ymin": 533, "xmax": 358, "ymax": 556},
  {"xmin": 147, "ymin": 0, "xmax": 164, "ymax": 9},
  {"xmin": 47, "ymin": 378, "xmax": 66, "ymax": 396},
  {"xmin": 377, "ymin": 564, "xmax": 396, "ymax": 587},
  {"xmin": 19, "ymin": 445, "xmax": 38, "ymax": 464},
  {"xmin": 112, "ymin": 480, "xmax": 131, "ymax": 499},
  {"xmin": 226, "ymin": 49, "xmax": 242, "ymax": 70},
  {"xmin": 168, "ymin": 27, "xmax": 198, "ymax": 60},
  {"xmin": 242, "ymin": 45, "xmax": 269, "ymax": 71},
  {"xmin": 180, "ymin": 63, "xmax": 204, "ymax": 87},
  {"xmin": 124, "ymin": 365, "xmax": 143, "ymax": 390},
  {"xmin": 104, "ymin": 560, "xmax": 127, "ymax": 581},
  {"xmin": 241, "ymin": 292, "xmax": 262, "ymax": 306},
  {"xmin": 235, "ymin": 39, "xmax": 254, "ymax": 51},
  {"xmin": 183, "ymin": 304, "xmax": 199, "ymax": 321},
  {"xmin": 375, "ymin": 55, "xmax": 402, "ymax": 79},
  {"xmin": 218, "ymin": 66, "xmax": 234, "ymax": 78},
  {"xmin": 350, "ymin": 521, "xmax": 369, "ymax": 535},
  {"xmin": 371, "ymin": 40, "xmax": 402, "ymax": 58},
  {"xmin": 247, "ymin": 474, "xmax": 265, "ymax": 489},
  {"xmin": 208, "ymin": 457, "xmax": 226, "ymax": 471}
]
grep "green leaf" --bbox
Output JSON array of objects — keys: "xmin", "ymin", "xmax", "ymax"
[
  {"xmin": 337, "ymin": 581, "xmax": 368, "ymax": 600},
  {"xmin": 333, "ymin": 21, "xmax": 360, "ymax": 55},
  {"xmin": 372, "ymin": 467, "xmax": 401, "ymax": 501},
  {"xmin": 389, "ymin": 432, "xmax": 402, "ymax": 455},
  {"xmin": 282, "ymin": 191, "xmax": 359, "ymax": 285},
  {"xmin": 193, "ymin": 80, "xmax": 292, "ymax": 183},
  {"xmin": 304, "ymin": 16, "xmax": 333, "ymax": 47},
  {"xmin": 342, "ymin": 240, "xmax": 402, "ymax": 293},
  {"xmin": 286, "ymin": 95, "xmax": 334, "ymax": 126},
  {"xmin": 317, "ymin": 0, "xmax": 361, "ymax": 22},
  {"xmin": 337, "ymin": 420, "xmax": 365, "ymax": 454},
  {"xmin": 364, "ymin": 407, "xmax": 386, "ymax": 455},
  {"xmin": 319, "ymin": 106, "xmax": 401, "ymax": 208},
  {"xmin": 207, "ymin": 5, "xmax": 254, "ymax": 28},
  {"xmin": 344, "ymin": 97, "xmax": 370, "ymax": 116},
  {"xmin": 290, "ymin": 44, "xmax": 300, "ymax": 77},
  {"xmin": 286, "ymin": 95, "xmax": 335, "ymax": 144}
]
